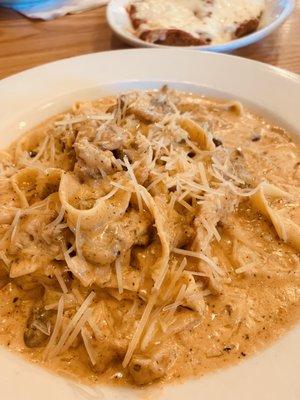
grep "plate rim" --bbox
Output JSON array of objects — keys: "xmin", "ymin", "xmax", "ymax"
[{"xmin": 1, "ymin": 47, "xmax": 299, "ymax": 84}]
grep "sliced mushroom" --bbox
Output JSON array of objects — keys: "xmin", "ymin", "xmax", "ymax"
[{"xmin": 24, "ymin": 306, "xmax": 54, "ymax": 348}]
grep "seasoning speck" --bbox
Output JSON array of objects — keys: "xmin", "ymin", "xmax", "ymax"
[
  {"xmin": 251, "ymin": 133, "xmax": 261, "ymax": 142},
  {"xmin": 133, "ymin": 364, "xmax": 141, "ymax": 372},
  {"xmin": 223, "ymin": 345, "xmax": 234, "ymax": 352},
  {"xmin": 29, "ymin": 150, "xmax": 37, "ymax": 158},
  {"xmin": 213, "ymin": 137, "xmax": 223, "ymax": 147},
  {"xmin": 112, "ymin": 372, "xmax": 123, "ymax": 380}
]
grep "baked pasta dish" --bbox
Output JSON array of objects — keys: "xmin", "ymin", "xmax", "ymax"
[
  {"xmin": 128, "ymin": 0, "xmax": 265, "ymax": 46},
  {"xmin": 0, "ymin": 87, "xmax": 299, "ymax": 386}
]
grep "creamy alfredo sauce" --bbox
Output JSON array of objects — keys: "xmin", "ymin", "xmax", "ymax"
[{"xmin": 0, "ymin": 90, "xmax": 299, "ymax": 387}]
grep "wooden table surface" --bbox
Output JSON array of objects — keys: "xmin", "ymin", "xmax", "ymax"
[{"xmin": 0, "ymin": 2, "xmax": 299, "ymax": 80}]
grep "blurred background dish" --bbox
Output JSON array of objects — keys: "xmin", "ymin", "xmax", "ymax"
[
  {"xmin": 106, "ymin": 0, "xmax": 295, "ymax": 51},
  {"xmin": 0, "ymin": 0, "xmax": 106, "ymax": 18},
  {"xmin": 0, "ymin": 0, "xmax": 59, "ymax": 8}
]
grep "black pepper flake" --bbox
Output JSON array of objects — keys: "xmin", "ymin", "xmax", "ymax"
[
  {"xmin": 251, "ymin": 134, "xmax": 261, "ymax": 142},
  {"xmin": 133, "ymin": 364, "xmax": 141, "ymax": 372},
  {"xmin": 29, "ymin": 150, "xmax": 37, "ymax": 158},
  {"xmin": 225, "ymin": 304, "xmax": 232, "ymax": 316},
  {"xmin": 241, "ymin": 352, "xmax": 246, "ymax": 357},
  {"xmin": 67, "ymin": 271, "xmax": 74, "ymax": 280},
  {"xmin": 188, "ymin": 151, "xmax": 196, "ymax": 158},
  {"xmin": 213, "ymin": 137, "xmax": 223, "ymax": 147},
  {"xmin": 13, "ymin": 297, "xmax": 18, "ymax": 303},
  {"xmin": 223, "ymin": 345, "xmax": 234, "ymax": 352}
]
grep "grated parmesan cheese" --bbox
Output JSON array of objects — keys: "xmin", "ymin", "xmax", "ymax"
[
  {"xmin": 173, "ymin": 248, "xmax": 225, "ymax": 277},
  {"xmin": 123, "ymin": 156, "xmax": 143, "ymax": 212},
  {"xmin": 54, "ymin": 269, "xmax": 68, "ymax": 294},
  {"xmin": 44, "ymin": 296, "xmax": 64, "ymax": 360},
  {"xmin": 115, "ymin": 257, "xmax": 123, "ymax": 294},
  {"xmin": 81, "ymin": 327, "xmax": 97, "ymax": 366},
  {"xmin": 49, "ymin": 291, "xmax": 95, "ymax": 358}
]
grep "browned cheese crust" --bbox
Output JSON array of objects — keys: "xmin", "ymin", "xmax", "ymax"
[
  {"xmin": 234, "ymin": 17, "xmax": 260, "ymax": 39},
  {"xmin": 139, "ymin": 29, "xmax": 211, "ymax": 46}
]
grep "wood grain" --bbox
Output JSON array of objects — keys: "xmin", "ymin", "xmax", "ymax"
[{"xmin": 0, "ymin": 2, "xmax": 299, "ymax": 80}]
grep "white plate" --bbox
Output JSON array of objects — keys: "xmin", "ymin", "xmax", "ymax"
[
  {"xmin": 106, "ymin": 0, "xmax": 295, "ymax": 52},
  {"xmin": 0, "ymin": 49, "xmax": 300, "ymax": 400}
]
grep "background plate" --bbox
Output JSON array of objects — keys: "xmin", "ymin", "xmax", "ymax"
[{"xmin": 106, "ymin": 0, "xmax": 295, "ymax": 52}]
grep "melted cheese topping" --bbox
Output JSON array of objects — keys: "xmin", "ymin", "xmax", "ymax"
[{"xmin": 131, "ymin": 0, "xmax": 265, "ymax": 44}]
